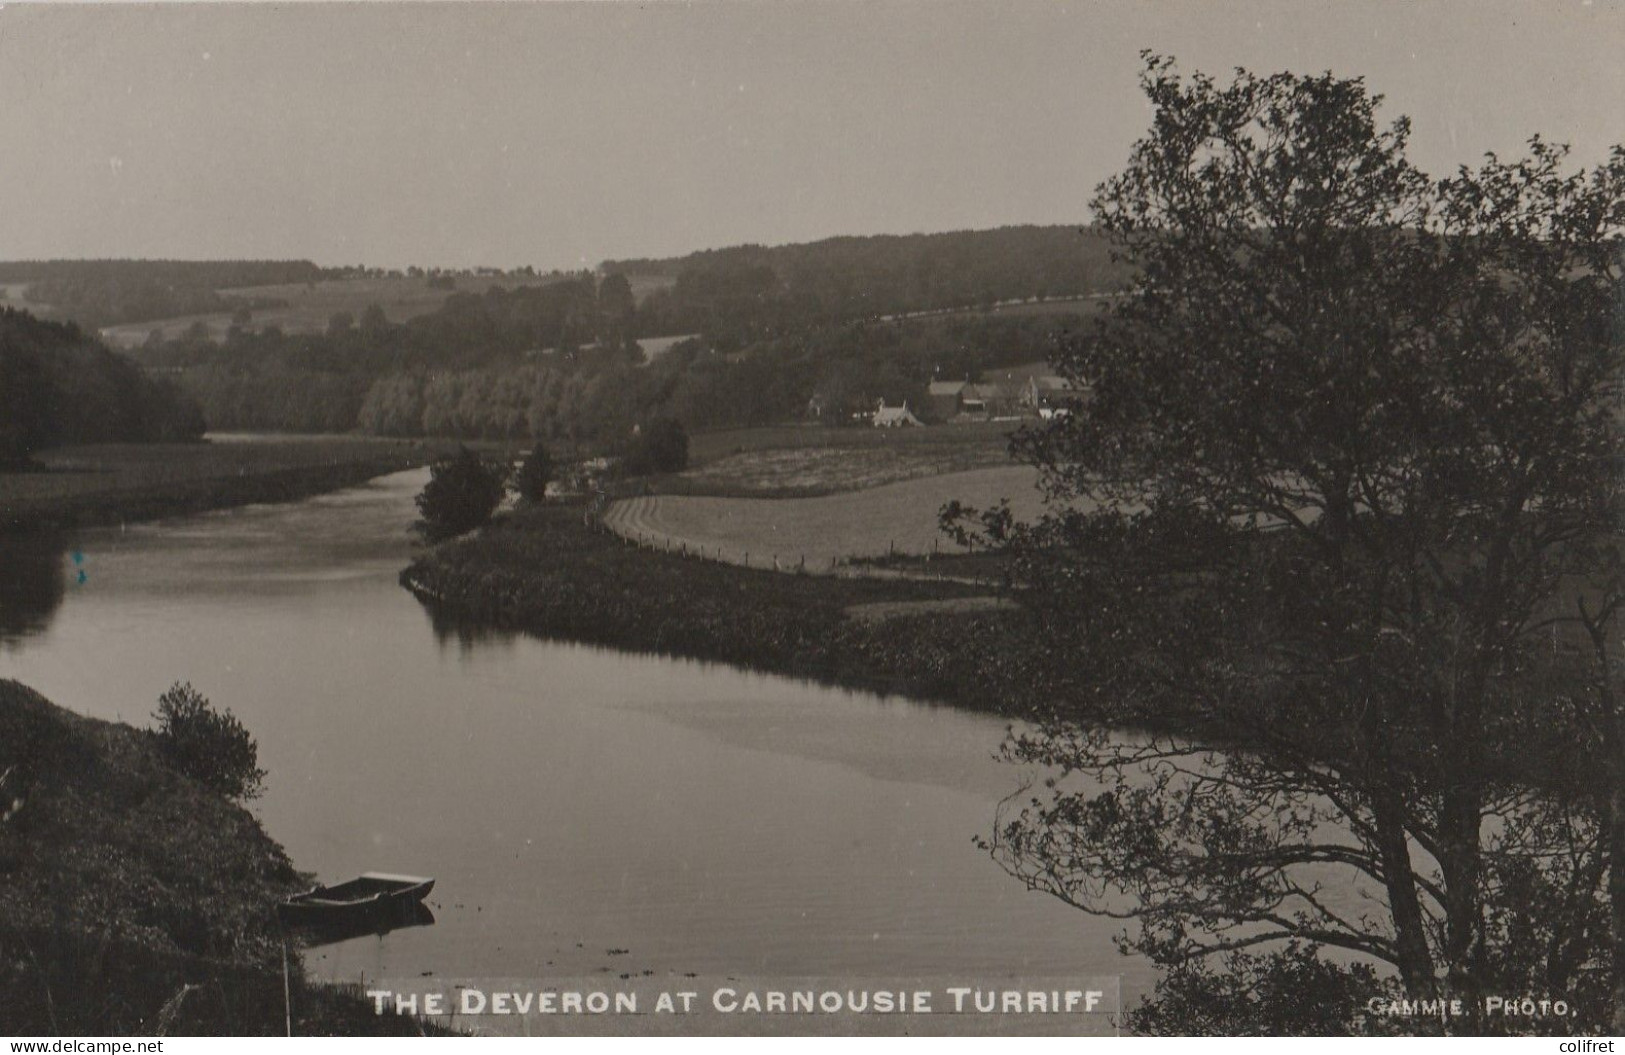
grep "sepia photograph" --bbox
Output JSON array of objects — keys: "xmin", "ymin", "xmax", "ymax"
[{"xmin": 1, "ymin": 0, "xmax": 1623, "ymax": 1043}]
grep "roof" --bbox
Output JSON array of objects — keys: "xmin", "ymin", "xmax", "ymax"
[
  {"xmin": 982, "ymin": 360, "xmax": 1059, "ymax": 384},
  {"xmin": 962, "ymin": 381, "xmax": 1022, "ymax": 400},
  {"xmin": 927, "ymin": 380, "xmax": 967, "ymax": 396},
  {"xmin": 873, "ymin": 405, "xmax": 923, "ymax": 425}
]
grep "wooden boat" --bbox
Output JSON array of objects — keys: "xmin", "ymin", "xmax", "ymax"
[
  {"xmin": 277, "ymin": 872, "xmax": 435, "ymax": 927},
  {"xmin": 295, "ymin": 901, "xmax": 435, "ymax": 948}
]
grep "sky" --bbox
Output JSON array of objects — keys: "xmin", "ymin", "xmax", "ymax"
[{"xmin": 1, "ymin": 0, "xmax": 1621, "ymax": 270}]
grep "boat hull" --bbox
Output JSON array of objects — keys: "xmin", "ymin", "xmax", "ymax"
[{"xmin": 277, "ymin": 873, "xmax": 435, "ymax": 929}]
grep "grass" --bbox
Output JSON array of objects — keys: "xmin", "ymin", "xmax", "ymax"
[
  {"xmin": 0, "ymin": 437, "xmax": 447, "ymax": 530},
  {"xmin": 0, "ymin": 679, "xmax": 445, "ymax": 1036},
  {"xmin": 606, "ymin": 465, "xmax": 1046, "ymax": 570}
]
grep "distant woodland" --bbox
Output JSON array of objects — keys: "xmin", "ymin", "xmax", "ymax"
[
  {"xmin": 614, "ymin": 224, "xmax": 1123, "ymax": 341},
  {"xmin": 0, "ymin": 260, "xmax": 334, "ymax": 330},
  {"xmin": 5, "ymin": 225, "xmax": 1117, "ymax": 446}
]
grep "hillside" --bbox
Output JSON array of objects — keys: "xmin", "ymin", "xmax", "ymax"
[
  {"xmin": 98, "ymin": 224, "xmax": 1115, "ymax": 441},
  {"xmin": 605, "ymin": 224, "xmax": 1128, "ymax": 337},
  {"xmin": 0, "ymin": 680, "xmax": 438, "ymax": 1035},
  {"xmin": 99, "ymin": 272, "xmax": 579, "ymax": 349},
  {"xmin": 0, "ymin": 260, "xmax": 333, "ymax": 331}
]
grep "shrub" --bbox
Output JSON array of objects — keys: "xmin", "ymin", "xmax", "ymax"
[
  {"xmin": 514, "ymin": 441, "xmax": 553, "ymax": 502},
  {"xmin": 415, "ymin": 446, "xmax": 508, "ymax": 542},
  {"xmin": 152, "ymin": 682, "xmax": 266, "ymax": 801}
]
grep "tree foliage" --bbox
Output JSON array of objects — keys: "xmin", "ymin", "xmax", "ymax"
[
  {"xmin": 514, "ymin": 440, "xmax": 553, "ymax": 502},
  {"xmin": 607, "ymin": 223, "xmax": 1128, "ymax": 340},
  {"xmin": 414, "ymin": 446, "xmax": 508, "ymax": 542},
  {"xmin": 0, "ymin": 308, "xmax": 205, "ymax": 463},
  {"xmin": 135, "ymin": 250, "xmax": 1093, "ymax": 440},
  {"xmin": 954, "ymin": 55, "xmax": 1625, "ymax": 1032},
  {"xmin": 151, "ymin": 681, "xmax": 266, "ymax": 801},
  {"xmin": 623, "ymin": 418, "xmax": 689, "ymax": 476}
]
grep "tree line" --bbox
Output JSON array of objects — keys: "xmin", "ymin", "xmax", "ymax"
[{"xmin": 135, "ymin": 272, "xmax": 1083, "ymax": 443}]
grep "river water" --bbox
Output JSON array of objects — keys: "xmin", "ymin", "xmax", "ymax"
[{"xmin": 0, "ymin": 468, "xmax": 1153, "ymax": 1027}]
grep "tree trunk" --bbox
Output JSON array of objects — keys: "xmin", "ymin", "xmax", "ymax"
[
  {"xmin": 1371, "ymin": 779, "xmax": 1437, "ymax": 994},
  {"xmin": 1611, "ymin": 759, "xmax": 1625, "ymax": 1034},
  {"xmin": 1438, "ymin": 783, "xmax": 1483, "ymax": 1000}
]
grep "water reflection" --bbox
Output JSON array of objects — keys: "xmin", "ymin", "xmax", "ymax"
[
  {"xmin": 0, "ymin": 531, "xmax": 71, "ymax": 646},
  {"xmin": 288, "ymin": 903, "xmax": 437, "ymax": 950},
  {"xmin": 422, "ymin": 605, "xmax": 522, "ymax": 656}
]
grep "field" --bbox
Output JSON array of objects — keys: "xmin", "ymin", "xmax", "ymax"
[
  {"xmin": 681, "ymin": 421, "xmax": 1019, "ymax": 491},
  {"xmin": 605, "ymin": 464, "xmax": 1045, "ymax": 570},
  {"xmin": 96, "ymin": 273, "xmax": 565, "ymax": 348},
  {"xmin": 0, "ymin": 436, "xmax": 441, "ymax": 528},
  {"xmin": 606, "ymin": 421, "xmax": 1046, "ymax": 572},
  {"xmin": 625, "ymin": 272, "xmax": 676, "ymax": 303}
]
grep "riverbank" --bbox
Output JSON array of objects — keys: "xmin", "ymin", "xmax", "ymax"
[
  {"xmin": 402, "ymin": 500, "xmax": 1088, "ymax": 718},
  {"xmin": 0, "ymin": 438, "xmax": 451, "ymax": 531},
  {"xmin": 400, "ymin": 502, "xmax": 1585, "ymax": 790},
  {"xmin": 0, "ymin": 679, "xmax": 445, "ymax": 1036}
]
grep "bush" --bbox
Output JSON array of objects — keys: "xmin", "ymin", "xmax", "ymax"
[
  {"xmin": 152, "ymin": 682, "xmax": 266, "ymax": 801},
  {"xmin": 514, "ymin": 441, "xmax": 553, "ymax": 502},
  {"xmin": 415, "ymin": 446, "xmax": 508, "ymax": 542},
  {"xmin": 623, "ymin": 418, "xmax": 689, "ymax": 476}
]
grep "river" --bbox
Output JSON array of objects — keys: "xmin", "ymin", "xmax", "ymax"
[{"xmin": 0, "ymin": 467, "xmax": 1153, "ymax": 1030}]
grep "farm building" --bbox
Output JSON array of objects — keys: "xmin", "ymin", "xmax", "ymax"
[
  {"xmin": 927, "ymin": 380, "xmax": 967, "ymax": 420},
  {"xmin": 958, "ymin": 381, "xmax": 1024, "ymax": 418},
  {"xmin": 1023, "ymin": 375, "xmax": 1090, "ymax": 418},
  {"xmin": 872, "ymin": 401, "xmax": 924, "ymax": 428}
]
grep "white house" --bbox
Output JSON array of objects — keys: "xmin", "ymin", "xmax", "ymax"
[{"xmin": 872, "ymin": 400, "xmax": 924, "ymax": 428}]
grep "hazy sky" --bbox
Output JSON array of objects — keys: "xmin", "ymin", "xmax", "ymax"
[{"xmin": 1, "ymin": 1, "xmax": 1621, "ymax": 269}]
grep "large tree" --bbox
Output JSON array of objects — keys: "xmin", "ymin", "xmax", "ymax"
[{"xmin": 959, "ymin": 55, "xmax": 1625, "ymax": 1032}]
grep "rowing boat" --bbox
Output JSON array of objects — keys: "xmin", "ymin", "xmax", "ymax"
[{"xmin": 277, "ymin": 872, "xmax": 435, "ymax": 927}]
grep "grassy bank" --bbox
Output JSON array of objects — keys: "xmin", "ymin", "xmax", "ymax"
[
  {"xmin": 0, "ymin": 680, "xmax": 443, "ymax": 1036},
  {"xmin": 0, "ymin": 438, "xmax": 446, "ymax": 531},
  {"xmin": 403, "ymin": 500, "xmax": 1086, "ymax": 716}
]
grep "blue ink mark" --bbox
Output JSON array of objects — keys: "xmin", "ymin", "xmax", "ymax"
[
  {"xmin": 72, "ymin": 551, "xmax": 84, "ymax": 565},
  {"xmin": 77, "ymin": 569, "xmax": 87, "ymax": 586}
]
